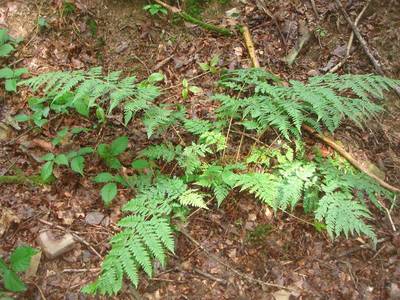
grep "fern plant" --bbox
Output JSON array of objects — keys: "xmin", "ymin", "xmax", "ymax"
[
  {"xmin": 16, "ymin": 66, "xmax": 399, "ymax": 296},
  {"xmin": 216, "ymin": 69, "xmax": 400, "ymax": 139},
  {"xmin": 19, "ymin": 68, "xmax": 164, "ymax": 124}
]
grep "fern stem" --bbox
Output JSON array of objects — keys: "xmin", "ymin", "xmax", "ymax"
[
  {"xmin": 222, "ymin": 116, "xmax": 233, "ymax": 160},
  {"xmin": 235, "ymin": 131, "xmax": 245, "ymax": 162}
]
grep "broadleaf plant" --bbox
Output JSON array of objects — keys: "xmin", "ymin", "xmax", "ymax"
[{"xmin": 0, "ymin": 246, "xmax": 38, "ymax": 293}]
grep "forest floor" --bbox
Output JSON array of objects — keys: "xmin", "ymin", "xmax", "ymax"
[{"xmin": 1, "ymin": 0, "xmax": 400, "ymax": 299}]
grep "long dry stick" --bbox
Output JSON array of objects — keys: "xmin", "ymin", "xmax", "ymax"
[
  {"xmin": 302, "ymin": 125, "xmax": 400, "ymax": 193},
  {"xmin": 154, "ymin": 0, "xmax": 232, "ymax": 36},
  {"xmin": 334, "ymin": 0, "xmax": 384, "ymax": 74},
  {"xmin": 329, "ymin": 0, "xmax": 372, "ymax": 73}
]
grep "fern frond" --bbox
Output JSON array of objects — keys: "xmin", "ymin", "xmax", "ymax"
[
  {"xmin": 20, "ymin": 68, "xmax": 162, "ymax": 124},
  {"xmin": 218, "ymin": 69, "xmax": 400, "ymax": 138},
  {"xmin": 184, "ymin": 119, "xmax": 213, "ymax": 135},
  {"xmin": 234, "ymin": 173, "xmax": 279, "ymax": 208},
  {"xmin": 179, "ymin": 189, "xmax": 207, "ymax": 208},
  {"xmin": 139, "ymin": 142, "xmax": 179, "ymax": 163},
  {"xmin": 315, "ymin": 192, "xmax": 376, "ymax": 242}
]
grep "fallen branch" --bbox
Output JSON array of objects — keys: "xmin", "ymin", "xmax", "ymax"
[
  {"xmin": 242, "ymin": 25, "xmax": 260, "ymax": 68},
  {"xmin": 335, "ymin": 1, "xmax": 400, "ymax": 97},
  {"xmin": 0, "ymin": 175, "xmax": 45, "ymax": 185},
  {"xmin": 334, "ymin": 0, "xmax": 384, "ymax": 74},
  {"xmin": 302, "ymin": 125, "xmax": 400, "ymax": 193},
  {"xmin": 154, "ymin": 0, "xmax": 233, "ymax": 36},
  {"xmin": 329, "ymin": 0, "xmax": 371, "ymax": 73}
]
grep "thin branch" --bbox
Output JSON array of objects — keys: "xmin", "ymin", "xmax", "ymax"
[
  {"xmin": 302, "ymin": 125, "xmax": 400, "ymax": 193},
  {"xmin": 329, "ymin": 0, "xmax": 371, "ymax": 73},
  {"xmin": 334, "ymin": 0, "xmax": 383, "ymax": 74}
]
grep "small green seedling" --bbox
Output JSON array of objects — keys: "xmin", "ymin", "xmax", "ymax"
[
  {"xmin": 181, "ymin": 79, "xmax": 202, "ymax": 100},
  {"xmin": 37, "ymin": 17, "xmax": 49, "ymax": 32},
  {"xmin": 40, "ymin": 147, "xmax": 94, "ymax": 181},
  {"xmin": 198, "ymin": 54, "xmax": 220, "ymax": 74},
  {"xmin": 0, "ymin": 29, "xmax": 15, "ymax": 57},
  {"xmin": 14, "ymin": 97, "xmax": 49, "ymax": 127},
  {"xmin": 143, "ymin": 4, "xmax": 168, "ymax": 16},
  {"xmin": 97, "ymin": 136, "xmax": 129, "ymax": 170},
  {"xmin": 0, "ymin": 67, "xmax": 28, "ymax": 93},
  {"xmin": 315, "ymin": 26, "xmax": 327, "ymax": 38},
  {"xmin": 0, "ymin": 246, "xmax": 38, "ymax": 293},
  {"xmin": 62, "ymin": 1, "xmax": 76, "ymax": 16},
  {"xmin": 93, "ymin": 172, "xmax": 130, "ymax": 206},
  {"xmin": 51, "ymin": 128, "xmax": 69, "ymax": 146}
]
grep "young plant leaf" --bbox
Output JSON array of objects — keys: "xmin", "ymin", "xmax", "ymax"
[
  {"xmin": 110, "ymin": 136, "xmax": 129, "ymax": 156},
  {"xmin": 131, "ymin": 159, "xmax": 150, "ymax": 170},
  {"xmin": 2, "ymin": 269, "xmax": 26, "ymax": 292},
  {"xmin": 14, "ymin": 114, "xmax": 31, "ymax": 122},
  {"xmin": 54, "ymin": 154, "xmax": 69, "ymax": 166},
  {"xmin": 0, "ymin": 67, "xmax": 13, "ymax": 79},
  {"xmin": 101, "ymin": 182, "xmax": 117, "ymax": 206},
  {"xmin": 40, "ymin": 153, "xmax": 55, "ymax": 161},
  {"xmin": 10, "ymin": 246, "xmax": 38, "ymax": 272},
  {"xmin": 71, "ymin": 156, "xmax": 85, "ymax": 175},
  {"xmin": 94, "ymin": 172, "xmax": 115, "ymax": 183},
  {"xmin": 41, "ymin": 161, "xmax": 54, "ymax": 181}
]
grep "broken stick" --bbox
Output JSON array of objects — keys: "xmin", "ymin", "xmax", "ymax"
[
  {"xmin": 329, "ymin": 0, "xmax": 372, "ymax": 73},
  {"xmin": 242, "ymin": 25, "xmax": 260, "ymax": 68}
]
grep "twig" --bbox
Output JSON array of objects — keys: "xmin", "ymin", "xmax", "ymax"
[
  {"xmin": 178, "ymin": 225, "xmax": 298, "ymax": 292},
  {"xmin": 334, "ymin": 0, "xmax": 383, "ymax": 74},
  {"xmin": 28, "ymin": 281, "xmax": 47, "ymax": 300},
  {"xmin": 194, "ymin": 268, "xmax": 227, "ymax": 284},
  {"xmin": 335, "ymin": 237, "xmax": 388, "ymax": 258},
  {"xmin": 154, "ymin": 0, "xmax": 232, "ymax": 36},
  {"xmin": 37, "ymin": 219, "xmax": 103, "ymax": 260},
  {"xmin": 152, "ymin": 55, "xmax": 174, "ymax": 71},
  {"xmin": 329, "ymin": 0, "xmax": 371, "ymax": 73},
  {"xmin": 310, "ymin": 0, "xmax": 320, "ymax": 19},
  {"xmin": 376, "ymin": 199, "xmax": 397, "ymax": 232},
  {"xmin": 242, "ymin": 25, "xmax": 260, "ymax": 68},
  {"xmin": 302, "ymin": 125, "xmax": 400, "ymax": 193},
  {"xmin": 62, "ymin": 268, "xmax": 101, "ymax": 273},
  {"xmin": 72, "ymin": 233, "xmax": 103, "ymax": 260}
]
